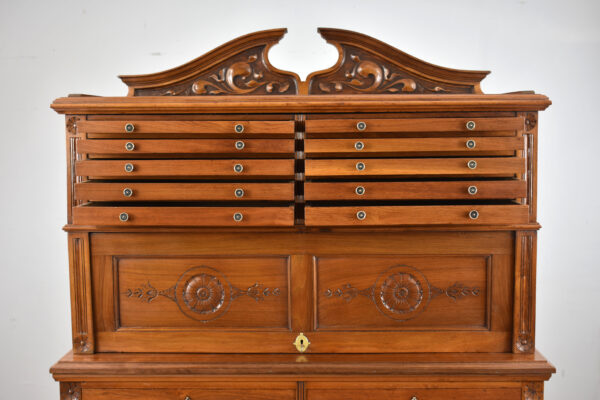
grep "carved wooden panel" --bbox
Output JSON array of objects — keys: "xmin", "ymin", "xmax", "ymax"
[
  {"xmin": 514, "ymin": 231, "xmax": 537, "ymax": 353},
  {"xmin": 114, "ymin": 257, "xmax": 290, "ymax": 329},
  {"xmin": 315, "ymin": 255, "xmax": 491, "ymax": 330},
  {"xmin": 60, "ymin": 382, "xmax": 81, "ymax": 400},
  {"xmin": 68, "ymin": 233, "xmax": 93, "ymax": 354},
  {"xmin": 307, "ymin": 28, "xmax": 489, "ymax": 95},
  {"xmin": 120, "ymin": 29, "xmax": 299, "ymax": 96},
  {"xmin": 522, "ymin": 381, "xmax": 544, "ymax": 400}
]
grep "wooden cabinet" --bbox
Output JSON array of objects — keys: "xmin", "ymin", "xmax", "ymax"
[{"xmin": 50, "ymin": 28, "xmax": 553, "ymax": 399}]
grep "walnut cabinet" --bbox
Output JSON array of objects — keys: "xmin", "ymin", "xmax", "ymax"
[{"xmin": 50, "ymin": 28, "xmax": 554, "ymax": 400}]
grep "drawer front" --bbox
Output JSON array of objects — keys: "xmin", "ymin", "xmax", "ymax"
[
  {"xmin": 75, "ymin": 182, "xmax": 295, "ymax": 201},
  {"xmin": 305, "ymin": 205, "xmax": 529, "ymax": 226},
  {"xmin": 116, "ymin": 257, "xmax": 290, "ymax": 329},
  {"xmin": 305, "ymin": 181, "xmax": 527, "ymax": 201},
  {"xmin": 76, "ymin": 159, "xmax": 295, "ymax": 178},
  {"xmin": 305, "ymin": 117, "xmax": 524, "ymax": 134},
  {"xmin": 73, "ymin": 206, "xmax": 295, "ymax": 226},
  {"xmin": 84, "ymin": 388, "xmax": 296, "ymax": 400},
  {"xmin": 79, "ymin": 119, "xmax": 295, "ymax": 135},
  {"xmin": 305, "ymin": 137, "xmax": 523, "ymax": 155},
  {"xmin": 307, "ymin": 388, "xmax": 520, "ymax": 400},
  {"xmin": 305, "ymin": 158, "xmax": 524, "ymax": 177},
  {"xmin": 78, "ymin": 139, "xmax": 295, "ymax": 156}
]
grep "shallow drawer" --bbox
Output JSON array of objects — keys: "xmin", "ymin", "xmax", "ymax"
[
  {"xmin": 307, "ymin": 387, "xmax": 520, "ymax": 400},
  {"xmin": 84, "ymin": 388, "xmax": 296, "ymax": 400},
  {"xmin": 75, "ymin": 159, "xmax": 295, "ymax": 178},
  {"xmin": 78, "ymin": 119, "xmax": 295, "ymax": 135},
  {"xmin": 78, "ymin": 139, "xmax": 294, "ymax": 155},
  {"xmin": 305, "ymin": 158, "xmax": 525, "ymax": 177},
  {"xmin": 305, "ymin": 117, "xmax": 524, "ymax": 133},
  {"xmin": 305, "ymin": 181, "xmax": 527, "ymax": 200},
  {"xmin": 305, "ymin": 136, "xmax": 523, "ymax": 155},
  {"xmin": 73, "ymin": 206, "xmax": 295, "ymax": 226},
  {"xmin": 75, "ymin": 182, "xmax": 295, "ymax": 201},
  {"xmin": 305, "ymin": 205, "xmax": 529, "ymax": 226}
]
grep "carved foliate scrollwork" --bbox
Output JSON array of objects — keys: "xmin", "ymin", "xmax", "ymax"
[
  {"xmin": 324, "ymin": 265, "xmax": 480, "ymax": 321},
  {"xmin": 522, "ymin": 382, "xmax": 543, "ymax": 400},
  {"xmin": 60, "ymin": 383, "xmax": 81, "ymax": 400},
  {"xmin": 123, "ymin": 266, "xmax": 281, "ymax": 322}
]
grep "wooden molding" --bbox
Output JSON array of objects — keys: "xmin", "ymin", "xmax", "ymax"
[
  {"xmin": 119, "ymin": 29, "xmax": 299, "ymax": 96},
  {"xmin": 68, "ymin": 233, "xmax": 94, "ymax": 354},
  {"xmin": 307, "ymin": 28, "xmax": 489, "ymax": 95},
  {"xmin": 514, "ymin": 231, "xmax": 537, "ymax": 353}
]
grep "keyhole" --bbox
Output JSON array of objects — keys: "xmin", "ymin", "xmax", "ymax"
[{"xmin": 300, "ymin": 339, "xmax": 304, "ymax": 348}]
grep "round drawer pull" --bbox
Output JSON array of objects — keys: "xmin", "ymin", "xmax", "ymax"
[
  {"xmin": 235, "ymin": 140, "xmax": 245, "ymax": 150},
  {"xmin": 234, "ymin": 188, "xmax": 244, "ymax": 198},
  {"xmin": 356, "ymin": 210, "xmax": 367, "ymax": 220},
  {"xmin": 410, "ymin": 397, "xmax": 418, "ymax": 400},
  {"xmin": 125, "ymin": 142, "xmax": 135, "ymax": 151},
  {"xmin": 355, "ymin": 186, "xmax": 365, "ymax": 195},
  {"xmin": 234, "ymin": 123, "xmax": 244, "ymax": 133},
  {"xmin": 356, "ymin": 162, "xmax": 366, "ymax": 171},
  {"xmin": 233, "ymin": 164, "xmax": 244, "ymax": 173},
  {"xmin": 233, "ymin": 212, "xmax": 243, "ymax": 222},
  {"xmin": 355, "ymin": 141, "xmax": 364, "ymax": 151},
  {"xmin": 468, "ymin": 185, "xmax": 478, "ymax": 195},
  {"xmin": 469, "ymin": 210, "xmax": 479, "ymax": 220},
  {"xmin": 123, "ymin": 188, "xmax": 133, "ymax": 197},
  {"xmin": 466, "ymin": 120, "xmax": 476, "ymax": 130},
  {"xmin": 466, "ymin": 139, "xmax": 476, "ymax": 149},
  {"xmin": 124, "ymin": 163, "xmax": 134, "ymax": 172},
  {"xmin": 119, "ymin": 212, "xmax": 129, "ymax": 222},
  {"xmin": 467, "ymin": 160, "xmax": 477, "ymax": 169},
  {"xmin": 124, "ymin": 123, "xmax": 135, "ymax": 133},
  {"xmin": 356, "ymin": 121, "xmax": 367, "ymax": 131},
  {"xmin": 184, "ymin": 396, "xmax": 192, "ymax": 400}
]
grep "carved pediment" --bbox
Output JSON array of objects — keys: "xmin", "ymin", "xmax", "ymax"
[
  {"xmin": 119, "ymin": 28, "xmax": 489, "ymax": 96},
  {"xmin": 307, "ymin": 28, "xmax": 489, "ymax": 94},
  {"xmin": 120, "ymin": 29, "xmax": 300, "ymax": 96}
]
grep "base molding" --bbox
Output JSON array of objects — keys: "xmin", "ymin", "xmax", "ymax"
[{"xmin": 52, "ymin": 350, "xmax": 553, "ymax": 399}]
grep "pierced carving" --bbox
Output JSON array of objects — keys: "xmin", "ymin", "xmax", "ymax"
[
  {"xmin": 60, "ymin": 382, "xmax": 81, "ymax": 400},
  {"xmin": 525, "ymin": 112, "xmax": 537, "ymax": 131},
  {"xmin": 123, "ymin": 266, "xmax": 280, "ymax": 322},
  {"xmin": 324, "ymin": 265, "xmax": 480, "ymax": 321}
]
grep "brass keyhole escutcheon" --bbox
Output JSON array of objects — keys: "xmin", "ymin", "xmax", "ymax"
[{"xmin": 293, "ymin": 332, "xmax": 310, "ymax": 353}]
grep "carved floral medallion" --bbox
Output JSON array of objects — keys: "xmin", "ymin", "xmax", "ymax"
[
  {"xmin": 324, "ymin": 264, "xmax": 480, "ymax": 321},
  {"xmin": 123, "ymin": 266, "xmax": 281, "ymax": 323}
]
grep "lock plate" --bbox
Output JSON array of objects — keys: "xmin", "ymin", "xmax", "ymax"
[{"xmin": 293, "ymin": 332, "xmax": 310, "ymax": 353}]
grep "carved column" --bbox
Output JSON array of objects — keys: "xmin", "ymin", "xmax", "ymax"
[
  {"xmin": 514, "ymin": 231, "xmax": 537, "ymax": 353},
  {"xmin": 69, "ymin": 233, "xmax": 94, "ymax": 353}
]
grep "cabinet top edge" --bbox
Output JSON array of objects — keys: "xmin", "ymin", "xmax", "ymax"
[{"xmin": 51, "ymin": 94, "xmax": 551, "ymax": 115}]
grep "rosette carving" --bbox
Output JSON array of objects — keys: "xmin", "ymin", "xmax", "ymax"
[
  {"xmin": 123, "ymin": 266, "xmax": 281, "ymax": 322},
  {"xmin": 324, "ymin": 265, "xmax": 480, "ymax": 321}
]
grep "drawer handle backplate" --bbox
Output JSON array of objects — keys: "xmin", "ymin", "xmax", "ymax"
[
  {"xmin": 124, "ymin": 163, "xmax": 134, "ymax": 172},
  {"xmin": 356, "ymin": 121, "xmax": 367, "ymax": 131},
  {"xmin": 125, "ymin": 142, "xmax": 135, "ymax": 151},
  {"xmin": 469, "ymin": 210, "xmax": 479, "ymax": 220},
  {"xmin": 233, "ymin": 212, "xmax": 243, "ymax": 222},
  {"xmin": 356, "ymin": 210, "xmax": 367, "ymax": 220},
  {"xmin": 466, "ymin": 139, "xmax": 476, "ymax": 149},
  {"xmin": 467, "ymin": 160, "xmax": 477, "ymax": 169},
  {"xmin": 119, "ymin": 212, "xmax": 129, "ymax": 222},
  {"xmin": 124, "ymin": 123, "xmax": 135, "ymax": 133},
  {"xmin": 123, "ymin": 188, "xmax": 133, "ymax": 197},
  {"xmin": 468, "ymin": 185, "xmax": 478, "ymax": 195},
  {"xmin": 355, "ymin": 141, "xmax": 364, "ymax": 151},
  {"xmin": 466, "ymin": 120, "xmax": 476, "ymax": 130},
  {"xmin": 235, "ymin": 140, "xmax": 245, "ymax": 150},
  {"xmin": 356, "ymin": 162, "xmax": 366, "ymax": 171},
  {"xmin": 355, "ymin": 186, "xmax": 365, "ymax": 195},
  {"xmin": 234, "ymin": 164, "xmax": 244, "ymax": 173},
  {"xmin": 235, "ymin": 123, "xmax": 244, "ymax": 133},
  {"xmin": 234, "ymin": 188, "xmax": 244, "ymax": 198}
]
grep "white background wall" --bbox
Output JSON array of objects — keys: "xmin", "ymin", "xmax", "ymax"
[{"xmin": 1, "ymin": 0, "xmax": 599, "ymax": 398}]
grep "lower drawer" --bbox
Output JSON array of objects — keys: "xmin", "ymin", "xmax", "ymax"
[
  {"xmin": 73, "ymin": 206, "xmax": 295, "ymax": 226},
  {"xmin": 307, "ymin": 387, "xmax": 521, "ymax": 400},
  {"xmin": 84, "ymin": 388, "xmax": 296, "ymax": 400}
]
